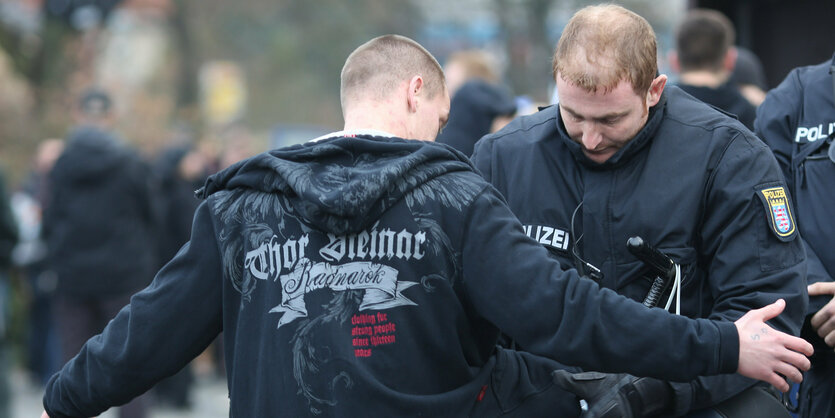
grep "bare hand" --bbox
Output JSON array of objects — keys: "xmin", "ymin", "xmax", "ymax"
[
  {"xmin": 808, "ymin": 282, "xmax": 835, "ymax": 348},
  {"xmin": 734, "ymin": 299, "xmax": 813, "ymax": 392}
]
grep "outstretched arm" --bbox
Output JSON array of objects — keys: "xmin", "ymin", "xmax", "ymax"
[
  {"xmin": 734, "ymin": 298, "xmax": 812, "ymax": 392},
  {"xmin": 553, "ymin": 299, "xmax": 813, "ymax": 418}
]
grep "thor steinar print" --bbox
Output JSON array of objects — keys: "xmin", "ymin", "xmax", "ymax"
[{"xmin": 244, "ymin": 222, "xmax": 426, "ymax": 332}]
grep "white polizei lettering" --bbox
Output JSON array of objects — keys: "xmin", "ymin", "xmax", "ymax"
[
  {"xmin": 817, "ymin": 123, "xmax": 833, "ymax": 140},
  {"xmin": 413, "ymin": 231, "xmax": 425, "ymax": 260},
  {"xmin": 795, "ymin": 122, "xmax": 835, "ymax": 143},
  {"xmin": 396, "ymin": 230, "xmax": 412, "ymax": 259},
  {"xmin": 795, "ymin": 127, "xmax": 808, "ymax": 143},
  {"xmin": 523, "ymin": 224, "xmax": 571, "ymax": 251},
  {"xmin": 552, "ymin": 229, "xmax": 568, "ymax": 250},
  {"xmin": 356, "ymin": 231, "xmax": 369, "ymax": 258},
  {"xmin": 809, "ymin": 126, "xmax": 820, "ymax": 141},
  {"xmin": 539, "ymin": 226, "xmax": 554, "ymax": 245}
]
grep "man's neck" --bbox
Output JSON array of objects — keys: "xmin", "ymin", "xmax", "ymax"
[
  {"xmin": 343, "ymin": 103, "xmax": 408, "ymax": 138},
  {"xmin": 678, "ymin": 71, "xmax": 728, "ymax": 88}
]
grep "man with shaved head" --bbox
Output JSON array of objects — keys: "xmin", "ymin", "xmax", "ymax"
[
  {"xmin": 42, "ymin": 34, "xmax": 812, "ymax": 417},
  {"xmin": 474, "ymin": 4, "xmax": 807, "ymax": 417}
]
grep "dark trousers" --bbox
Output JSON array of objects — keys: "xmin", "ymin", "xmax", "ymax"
[
  {"xmin": 55, "ymin": 293, "xmax": 150, "ymax": 418},
  {"xmin": 797, "ymin": 346, "xmax": 835, "ymax": 418}
]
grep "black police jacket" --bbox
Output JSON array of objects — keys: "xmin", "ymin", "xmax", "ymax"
[
  {"xmin": 755, "ymin": 54, "xmax": 835, "ymax": 315},
  {"xmin": 472, "ymin": 85, "xmax": 808, "ymax": 415}
]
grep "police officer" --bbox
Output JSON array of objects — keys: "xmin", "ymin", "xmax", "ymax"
[
  {"xmin": 472, "ymin": 5, "xmax": 807, "ymax": 417},
  {"xmin": 755, "ymin": 52, "xmax": 835, "ymax": 418}
]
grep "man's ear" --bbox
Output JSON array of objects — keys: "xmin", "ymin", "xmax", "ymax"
[
  {"xmin": 646, "ymin": 74, "xmax": 667, "ymax": 107},
  {"xmin": 406, "ymin": 75, "xmax": 424, "ymax": 113},
  {"xmin": 724, "ymin": 47, "xmax": 738, "ymax": 73}
]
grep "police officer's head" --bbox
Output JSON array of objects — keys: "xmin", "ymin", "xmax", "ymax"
[{"xmin": 552, "ymin": 4, "xmax": 667, "ymax": 164}]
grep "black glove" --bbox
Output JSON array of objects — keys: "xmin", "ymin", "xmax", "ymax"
[{"xmin": 552, "ymin": 370, "xmax": 674, "ymax": 418}]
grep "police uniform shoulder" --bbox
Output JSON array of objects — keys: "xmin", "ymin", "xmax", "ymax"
[
  {"xmin": 665, "ymin": 86, "xmax": 750, "ymax": 132},
  {"xmin": 480, "ymin": 105, "xmax": 560, "ymax": 147}
]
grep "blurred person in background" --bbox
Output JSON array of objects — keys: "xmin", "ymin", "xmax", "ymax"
[
  {"xmin": 0, "ymin": 164, "xmax": 19, "ymax": 418},
  {"xmin": 443, "ymin": 49, "xmax": 501, "ymax": 98},
  {"xmin": 437, "ymin": 49, "xmax": 517, "ymax": 156},
  {"xmin": 669, "ymin": 8, "xmax": 757, "ymax": 130},
  {"xmin": 11, "ymin": 138, "xmax": 64, "ymax": 387},
  {"xmin": 755, "ymin": 51, "xmax": 835, "ymax": 418},
  {"xmin": 42, "ymin": 87, "xmax": 157, "ymax": 418},
  {"xmin": 435, "ymin": 79, "xmax": 517, "ymax": 157},
  {"xmin": 149, "ymin": 138, "xmax": 212, "ymax": 410},
  {"xmin": 730, "ymin": 47, "xmax": 769, "ymax": 107}
]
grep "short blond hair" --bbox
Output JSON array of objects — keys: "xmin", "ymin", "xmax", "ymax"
[
  {"xmin": 553, "ymin": 4, "xmax": 657, "ymax": 95},
  {"xmin": 445, "ymin": 50, "xmax": 500, "ymax": 84},
  {"xmin": 340, "ymin": 35, "xmax": 445, "ymax": 109}
]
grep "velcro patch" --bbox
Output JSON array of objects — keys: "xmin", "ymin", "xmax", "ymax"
[{"xmin": 755, "ymin": 185, "xmax": 797, "ymax": 242}]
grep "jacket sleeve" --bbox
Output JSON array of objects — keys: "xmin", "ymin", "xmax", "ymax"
[
  {"xmin": 754, "ymin": 69, "xmax": 801, "ymax": 192},
  {"xmin": 669, "ymin": 131, "xmax": 808, "ymax": 414},
  {"xmin": 459, "ymin": 185, "xmax": 739, "ymax": 381},
  {"xmin": 42, "ymin": 202, "xmax": 224, "ymax": 418}
]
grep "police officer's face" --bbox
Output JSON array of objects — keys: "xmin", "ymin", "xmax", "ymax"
[{"xmin": 557, "ymin": 74, "xmax": 666, "ymax": 163}]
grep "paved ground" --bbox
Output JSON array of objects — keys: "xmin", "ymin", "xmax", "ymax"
[{"xmin": 11, "ymin": 366, "xmax": 230, "ymax": 418}]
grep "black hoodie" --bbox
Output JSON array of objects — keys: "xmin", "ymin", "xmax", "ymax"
[{"xmin": 44, "ymin": 134, "xmax": 737, "ymax": 417}]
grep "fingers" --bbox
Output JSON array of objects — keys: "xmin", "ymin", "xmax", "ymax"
[
  {"xmin": 763, "ymin": 372, "xmax": 791, "ymax": 393},
  {"xmin": 781, "ymin": 332, "xmax": 814, "ymax": 358},
  {"xmin": 774, "ymin": 350, "xmax": 808, "ymax": 382},
  {"xmin": 749, "ymin": 298, "xmax": 786, "ymax": 322},
  {"xmin": 807, "ymin": 282, "xmax": 835, "ymax": 296},
  {"xmin": 810, "ymin": 299, "xmax": 835, "ymax": 346}
]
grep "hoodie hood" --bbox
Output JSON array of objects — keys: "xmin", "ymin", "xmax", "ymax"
[
  {"xmin": 53, "ymin": 125, "xmax": 134, "ymax": 183},
  {"xmin": 198, "ymin": 135, "xmax": 475, "ymax": 235}
]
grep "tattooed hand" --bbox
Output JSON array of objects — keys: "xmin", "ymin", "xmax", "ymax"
[{"xmin": 735, "ymin": 299, "xmax": 813, "ymax": 392}]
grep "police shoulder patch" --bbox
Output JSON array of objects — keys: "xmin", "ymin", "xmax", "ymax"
[{"xmin": 755, "ymin": 184, "xmax": 797, "ymax": 242}]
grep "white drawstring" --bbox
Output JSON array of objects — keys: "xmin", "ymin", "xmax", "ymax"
[{"xmin": 663, "ymin": 263, "xmax": 682, "ymax": 315}]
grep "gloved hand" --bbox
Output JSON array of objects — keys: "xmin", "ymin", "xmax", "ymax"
[{"xmin": 552, "ymin": 370, "xmax": 673, "ymax": 418}]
